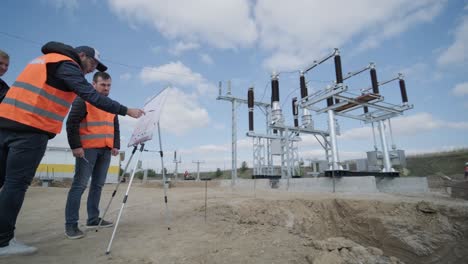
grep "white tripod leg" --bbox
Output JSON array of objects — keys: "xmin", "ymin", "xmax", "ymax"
[{"xmin": 106, "ymin": 144, "xmax": 145, "ymax": 254}]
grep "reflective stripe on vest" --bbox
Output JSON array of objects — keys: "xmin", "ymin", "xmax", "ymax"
[
  {"xmin": 79, "ymin": 102, "xmax": 115, "ymax": 149},
  {"xmin": 0, "ymin": 53, "xmax": 78, "ymax": 133}
]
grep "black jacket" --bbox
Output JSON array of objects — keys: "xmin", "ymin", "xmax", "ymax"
[
  {"xmin": 0, "ymin": 41, "xmax": 128, "ymax": 138},
  {"xmin": 0, "ymin": 78, "xmax": 9, "ymax": 103},
  {"xmin": 66, "ymin": 97, "xmax": 120, "ymax": 150}
]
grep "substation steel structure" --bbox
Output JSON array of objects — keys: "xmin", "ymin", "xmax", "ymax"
[
  {"xmin": 298, "ymin": 48, "xmax": 413, "ymax": 176},
  {"xmin": 246, "ymin": 74, "xmax": 331, "ymax": 180},
  {"xmin": 217, "ymin": 80, "xmax": 309, "ymax": 181},
  {"xmin": 218, "ymin": 48, "xmax": 413, "ymax": 180},
  {"xmin": 216, "ymin": 82, "xmax": 272, "ymax": 184}
]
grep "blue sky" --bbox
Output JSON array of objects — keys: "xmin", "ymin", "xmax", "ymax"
[{"xmin": 2, "ymin": 0, "xmax": 467, "ymax": 172}]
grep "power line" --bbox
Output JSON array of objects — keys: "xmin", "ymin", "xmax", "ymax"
[
  {"xmin": 0, "ymin": 31, "xmax": 202, "ymax": 80},
  {"xmin": 0, "ymin": 31, "xmax": 42, "ymax": 46},
  {"xmin": 281, "ymin": 88, "xmax": 300, "ymax": 109},
  {"xmin": 1, "ymin": 31, "xmax": 335, "ymax": 87}
]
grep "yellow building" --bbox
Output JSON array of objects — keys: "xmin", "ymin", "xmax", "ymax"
[{"xmin": 35, "ymin": 146, "xmax": 121, "ymax": 183}]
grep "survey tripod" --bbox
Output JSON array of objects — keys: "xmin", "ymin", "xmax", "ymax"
[{"xmin": 97, "ymin": 122, "xmax": 171, "ymax": 254}]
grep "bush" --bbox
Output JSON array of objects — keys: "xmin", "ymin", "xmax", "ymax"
[
  {"xmin": 135, "ymin": 169, "xmax": 157, "ymax": 179},
  {"xmin": 240, "ymin": 161, "xmax": 248, "ymax": 173}
]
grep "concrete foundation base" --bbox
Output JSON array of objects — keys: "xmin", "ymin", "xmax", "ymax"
[
  {"xmin": 376, "ymin": 177, "xmax": 429, "ymax": 193},
  {"xmin": 219, "ymin": 176, "xmax": 429, "ymax": 194},
  {"xmin": 280, "ymin": 177, "xmax": 378, "ymax": 193}
]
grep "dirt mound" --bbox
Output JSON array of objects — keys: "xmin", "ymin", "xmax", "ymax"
[
  {"xmin": 207, "ymin": 198, "xmax": 468, "ymax": 264},
  {"xmin": 305, "ymin": 237, "xmax": 404, "ymax": 264},
  {"xmin": 6, "ymin": 186, "xmax": 468, "ymax": 264}
]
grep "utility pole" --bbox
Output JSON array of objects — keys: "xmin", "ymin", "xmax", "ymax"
[
  {"xmin": 173, "ymin": 151, "xmax": 181, "ymax": 182},
  {"xmin": 192, "ymin": 160, "xmax": 205, "ymax": 181},
  {"xmin": 143, "ymin": 149, "xmax": 160, "ymax": 182},
  {"xmin": 217, "ymin": 81, "xmax": 270, "ymax": 185}
]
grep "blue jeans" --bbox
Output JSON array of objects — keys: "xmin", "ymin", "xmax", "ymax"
[
  {"xmin": 0, "ymin": 129, "xmax": 48, "ymax": 247},
  {"xmin": 65, "ymin": 148, "xmax": 111, "ymax": 226}
]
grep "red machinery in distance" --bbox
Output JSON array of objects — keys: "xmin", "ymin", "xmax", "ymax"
[{"xmin": 184, "ymin": 170, "xmax": 195, "ymax": 180}]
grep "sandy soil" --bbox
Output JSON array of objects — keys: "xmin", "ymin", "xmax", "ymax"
[{"xmin": 3, "ymin": 182, "xmax": 468, "ymax": 264}]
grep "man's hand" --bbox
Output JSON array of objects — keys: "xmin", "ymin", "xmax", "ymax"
[
  {"xmin": 111, "ymin": 148, "xmax": 119, "ymax": 156},
  {"xmin": 72, "ymin": 148, "xmax": 85, "ymax": 158},
  {"xmin": 127, "ymin": 108, "xmax": 145, "ymax": 118}
]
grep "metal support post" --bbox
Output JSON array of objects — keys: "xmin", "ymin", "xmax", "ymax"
[
  {"xmin": 327, "ymin": 110, "xmax": 341, "ymax": 170},
  {"xmin": 173, "ymin": 151, "xmax": 181, "ymax": 182},
  {"xmin": 232, "ymin": 99, "xmax": 237, "ymax": 185},
  {"xmin": 387, "ymin": 119, "xmax": 396, "ymax": 150},
  {"xmin": 192, "ymin": 160, "xmax": 205, "ymax": 181},
  {"xmin": 377, "ymin": 120, "xmax": 393, "ymax": 172}
]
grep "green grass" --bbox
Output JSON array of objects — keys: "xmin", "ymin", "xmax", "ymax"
[
  {"xmin": 200, "ymin": 149, "xmax": 468, "ymax": 178},
  {"xmin": 406, "ymin": 148, "xmax": 468, "ymax": 176}
]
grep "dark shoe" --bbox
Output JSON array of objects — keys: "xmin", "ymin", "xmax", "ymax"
[
  {"xmin": 0, "ymin": 238, "xmax": 37, "ymax": 256},
  {"xmin": 65, "ymin": 224, "xmax": 85, "ymax": 240},
  {"xmin": 86, "ymin": 218, "xmax": 113, "ymax": 229}
]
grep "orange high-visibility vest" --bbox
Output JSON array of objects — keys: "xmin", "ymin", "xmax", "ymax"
[
  {"xmin": 79, "ymin": 102, "xmax": 115, "ymax": 149},
  {"xmin": 0, "ymin": 54, "xmax": 78, "ymax": 134}
]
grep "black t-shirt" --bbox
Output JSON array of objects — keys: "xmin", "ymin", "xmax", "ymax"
[{"xmin": 0, "ymin": 78, "xmax": 9, "ymax": 103}]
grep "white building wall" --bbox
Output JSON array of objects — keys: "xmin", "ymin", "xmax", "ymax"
[{"xmin": 36, "ymin": 147, "xmax": 121, "ymax": 183}]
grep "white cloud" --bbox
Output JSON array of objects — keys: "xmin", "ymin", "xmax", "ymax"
[
  {"xmin": 452, "ymin": 82, "xmax": 468, "ymax": 96},
  {"xmin": 300, "ymin": 134, "xmax": 324, "ymax": 147},
  {"xmin": 355, "ymin": 1, "xmax": 445, "ymax": 52},
  {"xmin": 438, "ymin": 16, "xmax": 468, "ymax": 65},
  {"xmin": 389, "ymin": 112, "xmax": 440, "ymax": 135},
  {"xmin": 391, "ymin": 112, "xmax": 468, "ymax": 134},
  {"xmin": 177, "ymin": 137, "xmax": 251, "ymax": 161},
  {"xmin": 108, "ymin": 0, "xmax": 444, "ymax": 71},
  {"xmin": 200, "ymin": 53, "xmax": 214, "ymax": 65},
  {"xmin": 169, "ymin": 41, "xmax": 200, "ymax": 56},
  {"xmin": 118, "ymin": 89, "xmax": 211, "ymax": 137},
  {"xmin": 299, "ymin": 149, "xmax": 365, "ymax": 161},
  {"xmin": 108, "ymin": 0, "xmax": 257, "ymax": 49},
  {"xmin": 446, "ymin": 121, "xmax": 468, "ymax": 129},
  {"xmin": 139, "ymin": 61, "xmax": 216, "ymax": 96},
  {"xmin": 174, "ymin": 137, "xmax": 255, "ymax": 171},
  {"xmin": 182, "ymin": 144, "xmax": 229, "ymax": 155},
  {"xmin": 394, "ymin": 62, "xmax": 444, "ymax": 83},
  {"xmin": 399, "ymin": 63, "xmax": 428, "ymax": 79},
  {"xmin": 255, "ymin": 0, "xmax": 445, "ymax": 71},
  {"xmin": 198, "ymin": 144, "xmax": 229, "ymax": 153},
  {"xmin": 237, "ymin": 138, "xmax": 253, "ymax": 150},
  {"xmin": 262, "ymin": 52, "xmax": 304, "ymax": 72},
  {"xmin": 335, "ymin": 112, "xmax": 468, "ymax": 141},
  {"xmin": 120, "ymin": 73, "xmax": 131, "ymax": 80},
  {"xmin": 119, "ymin": 115, "xmax": 138, "ymax": 133},
  {"xmin": 397, "ymin": 62, "xmax": 442, "ymax": 83},
  {"xmin": 339, "ymin": 126, "xmax": 373, "ymax": 141},
  {"xmin": 140, "ymin": 61, "xmax": 203, "ymax": 85},
  {"xmin": 159, "ymin": 88, "xmax": 211, "ymax": 135},
  {"xmin": 299, "ymin": 149, "xmax": 328, "ymax": 160}
]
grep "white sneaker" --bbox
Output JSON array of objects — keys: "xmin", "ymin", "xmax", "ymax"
[{"xmin": 0, "ymin": 238, "xmax": 37, "ymax": 257}]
